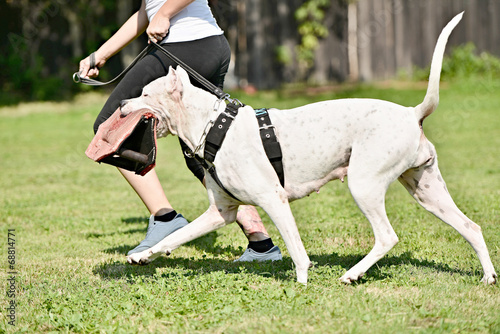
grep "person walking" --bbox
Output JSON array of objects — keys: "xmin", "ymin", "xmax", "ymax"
[{"xmin": 78, "ymin": 0, "xmax": 282, "ymax": 261}]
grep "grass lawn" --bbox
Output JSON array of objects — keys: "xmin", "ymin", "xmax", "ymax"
[{"xmin": 0, "ymin": 78, "xmax": 499, "ymax": 333}]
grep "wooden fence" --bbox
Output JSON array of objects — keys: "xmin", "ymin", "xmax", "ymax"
[
  {"xmin": 223, "ymin": 0, "xmax": 500, "ymax": 88},
  {"xmin": 351, "ymin": 0, "xmax": 500, "ymax": 82}
]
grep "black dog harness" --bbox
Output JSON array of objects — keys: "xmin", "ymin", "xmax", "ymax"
[{"xmin": 190, "ymin": 102, "xmax": 285, "ymax": 201}]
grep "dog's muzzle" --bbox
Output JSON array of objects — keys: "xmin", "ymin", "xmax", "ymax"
[{"xmin": 85, "ymin": 108, "xmax": 158, "ymax": 175}]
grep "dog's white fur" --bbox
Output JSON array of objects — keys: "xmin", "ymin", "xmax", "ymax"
[{"xmin": 123, "ymin": 13, "xmax": 497, "ymax": 285}]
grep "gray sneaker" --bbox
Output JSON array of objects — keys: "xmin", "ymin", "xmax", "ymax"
[
  {"xmin": 127, "ymin": 214, "xmax": 188, "ymax": 256},
  {"xmin": 234, "ymin": 245, "xmax": 282, "ymax": 262}
]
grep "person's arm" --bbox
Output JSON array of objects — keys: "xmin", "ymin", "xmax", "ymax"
[
  {"xmin": 79, "ymin": 1, "xmax": 149, "ymax": 78},
  {"xmin": 147, "ymin": 0, "xmax": 195, "ymax": 43}
]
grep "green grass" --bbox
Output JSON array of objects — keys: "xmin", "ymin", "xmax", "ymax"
[{"xmin": 0, "ymin": 79, "xmax": 499, "ymax": 333}]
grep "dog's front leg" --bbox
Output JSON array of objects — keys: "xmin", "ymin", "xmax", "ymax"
[
  {"xmin": 259, "ymin": 196, "xmax": 311, "ymax": 284},
  {"xmin": 127, "ymin": 203, "xmax": 236, "ymax": 265},
  {"xmin": 399, "ymin": 158, "xmax": 497, "ymax": 284}
]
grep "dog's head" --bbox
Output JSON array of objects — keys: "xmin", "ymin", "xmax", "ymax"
[{"xmin": 120, "ymin": 66, "xmax": 191, "ymax": 138}]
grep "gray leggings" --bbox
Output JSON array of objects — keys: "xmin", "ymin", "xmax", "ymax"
[{"xmin": 94, "ymin": 34, "xmax": 231, "ymax": 182}]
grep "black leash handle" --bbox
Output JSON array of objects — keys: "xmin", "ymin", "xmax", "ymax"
[{"xmin": 73, "ymin": 44, "xmax": 154, "ymax": 86}]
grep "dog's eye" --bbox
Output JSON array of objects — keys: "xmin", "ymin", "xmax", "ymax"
[{"xmin": 143, "ymin": 93, "xmax": 149, "ymax": 97}]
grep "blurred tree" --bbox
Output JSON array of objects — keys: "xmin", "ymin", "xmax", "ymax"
[{"xmin": 0, "ymin": 0, "xmax": 141, "ymax": 104}]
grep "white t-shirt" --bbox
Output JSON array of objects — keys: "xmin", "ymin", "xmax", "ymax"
[{"xmin": 145, "ymin": 0, "xmax": 223, "ymax": 43}]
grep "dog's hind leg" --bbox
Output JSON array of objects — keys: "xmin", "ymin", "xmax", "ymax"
[
  {"xmin": 399, "ymin": 158, "xmax": 497, "ymax": 284},
  {"xmin": 340, "ymin": 172, "xmax": 400, "ymax": 283},
  {"xmin": 259, "ymin": 195, "xmax": 311, "ymax": 284}
]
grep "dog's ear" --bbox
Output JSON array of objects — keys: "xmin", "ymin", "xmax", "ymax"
[
  {"xmin": 174, "ymin": 66, "xmax": 191, "ymax": 83},
  {"xmin": 165, "ymin": 66, "xmax": 184, "ymax": 97}
]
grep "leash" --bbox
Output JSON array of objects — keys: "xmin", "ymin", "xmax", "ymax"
[
  {"xmin": 74, "ymin": 41, "xmax": 284, "ymax": 200},
  {"xmin": 73, "ymin": 41, "xmax": 230, "ymax": 101},
  {"xmin": 74, "ymin": 41, "xmax": 243, "ymax": 199}
]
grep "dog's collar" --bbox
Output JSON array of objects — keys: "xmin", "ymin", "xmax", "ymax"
[{"xmin": 186, "ymin": 119, "xmax": 214, "ymax": 159}]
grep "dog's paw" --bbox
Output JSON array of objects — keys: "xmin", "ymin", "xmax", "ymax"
[
  {"xmin": 126, "ymin": 250, "xmax": 153, "ymax": 266},
  {"xmin": 296, "ymin": 270, "xmax": 308, "ymax": 285},
  {"xmin": 127, "ymin": 248, "xmax": 166, "ymax": 265},
  {"xmin": 339, "ymin": 276, "xmax": 353, "ymax": 284},
  {"xmin": 481, "ymin": 273, "xmax": 497, "ymax": 285},
  {"xmin": 339, "ymin": 272, "xmax": 364, "ymax": 284}
]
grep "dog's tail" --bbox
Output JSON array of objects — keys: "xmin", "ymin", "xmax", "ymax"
[{"xmin": 415, "ymin": 12, "xmax": 464, "ymax": 123}]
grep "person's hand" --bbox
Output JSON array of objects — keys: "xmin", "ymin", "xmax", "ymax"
[
  {"xmin": 78, "ymin": 51, "xmax": 106, "ymax": 79},
  {"xmin": 147, "ymin": 13, "xmax": 170, "ymax": 43}
]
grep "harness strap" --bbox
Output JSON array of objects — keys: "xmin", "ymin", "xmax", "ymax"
[
  {"xmin": 255, "ymin": 109, "xmax": 285, "ymax": 187},
  {"xmin": 204, "ymin": 102, "xmax": 240, "ymax": 163},
  {"xmin": 195, "ymin": 101, "xmax": 242, "ymax": 200},
  {"xmin": 194, "ymin": 106, "xmax": 285, "ymax": 201},
  {"xmin": 194, "ymin": 156, "xmax": 240, "ymax": 201}
]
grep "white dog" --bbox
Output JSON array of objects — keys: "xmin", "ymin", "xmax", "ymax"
[{"xmin": 123, "ymin": 13, "xmax": 497, "ymax": 285}]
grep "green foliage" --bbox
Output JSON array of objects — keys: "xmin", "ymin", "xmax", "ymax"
[
  {"xmin": 0, "ymin": 32, "xmax": 68, "ymax": 103},
  {"xmin": 1, "ymin": 79, "xmax": 499, "ymax": 332},
  {"xmin": 441, "ymin": 43, "xmax": 500, "ymax": 78},
  {"xmin": 412, "ymin": 43, "xmax": 500, "ymax": 81},
  {"xmin": 0, "ymin": 0, "xmax": 126, "ymax": 105},
  {"xmin": 275, "ymin": 45, "xmax": 293, "ymax": 66},
  {"xmin": 295, "ymin": 0, "xmax": 331, "ymax": 68}
]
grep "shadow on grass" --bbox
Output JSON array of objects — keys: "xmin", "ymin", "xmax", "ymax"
[
  {"xmin": 92, "ymin": 216, "xmax": 475, "ymax": 283},
  {"xmin": 84, "ymin": 216, "xmax": 150, "ymax": 239},
  {"xmin": 121, "ymin": 216, "xmax": 149, "ymax": 225},
  {"xmin": 309, "ymin": 252, "xmax": 473, "ymax": 282},
  {"xmin": 93, "ymin": 256, "xmax": 295, "ymax": 283},
  {"xmin": 102, "ymin": 230, "xmax": 244, "ymax": 257},
  {"xmin": 93, "ymin": 245, "xmax": 474, "ymax": 283},
  {"xmin": 86, "ymin": 228, "xmax": 146, "ymax": 239}
]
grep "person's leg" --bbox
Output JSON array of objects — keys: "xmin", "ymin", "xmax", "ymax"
[
  {"xmin": 233, "ymin": 205, "xmax": 282, "ymax": 262},
  {"xmin": 94, "ymin": 47, "xmax": 175, "ymax": 216},
  {"xmin": 118, "ymin": 168, "xmax": 172, "ymax": 216},
  {"xmin": 236, "ymin": 205, "xmax": 270, "ymax": 241},
  {"xmin": 93, "ymin": 47, "xmax": 190, "ymax": 255}
]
